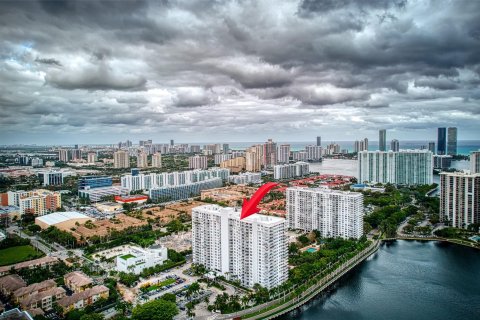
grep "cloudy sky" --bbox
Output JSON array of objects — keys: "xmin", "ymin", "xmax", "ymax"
[{"xmin": 1, "ymin": 0, "xmax": 479, "ymax": 145}]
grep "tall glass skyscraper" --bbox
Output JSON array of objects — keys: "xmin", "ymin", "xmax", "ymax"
[
  {"xmin": 447, "ymin": 127, "xmax": 457, "ymax": 155},
  {"xmin": 379, "ymin": 129, "xmax": 387, "ymax": 151},
  {"xmin": 437, "ymin": 127, "xmax": 447, "ymax": 155}
]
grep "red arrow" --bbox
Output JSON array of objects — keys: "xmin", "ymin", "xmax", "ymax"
[{"xmin": 240, "ymin": 182, "xmax": 278, "ymax": 220}]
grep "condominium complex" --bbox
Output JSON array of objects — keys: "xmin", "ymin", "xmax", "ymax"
[
  {"xmin": 273, "ymin": 162, "xmax": 309, "ymax": 180},
  {"xmin": 286, "ymin": 187, "xmax": 364, "ymax": 239},
  {"xmin": 115, "ymin": 245, "xmax": 168, "ymax": 274},
  {"xmin": 263, "ymin": 139, "xmax": 277, "ymax": 168},
  {"xmin": 189, "ymin": 155, "xmax": 208, "ymax": 169},
  {"xmin": 58, "ymin": 149, "xmax": 70, "ymax": 162},
  {"xmin": 228, "ymin": 172, "xmax": 262, "ymax": 185},
  {"xmin": 354, "ymin": 138, "xmax": 369, "ymax": 152},
  {"xmin": 245, "ymin": 145, "xmax": 263, "ymax": 172},
  {"xmin": 149, "ymin": 178, "xmax": 223, "ymax": 203},
  {"xmin": 87, "ymin": 152, "xmax": 97, "ymax": 164},
  {"xmin": 214, "ymin": 153, "xmax": 232, "ymax": 165},
  {"xmin": 305, "ymin": 145, "xmax": 322, "ymax": 161},
  {"xmin": 121, "ymin": 168, "xmax": 229, "ymax": 191},
  {"xmin": 292, "ymin": 151, "xmax": 308, "ymax": 162},
  {"xmin": 192, "ymin": 205, "xmax": 288, "ymax": 289},
  {"xmin": 440, "ymin": 172, "xmax": 480, "ymax": 229},
  {"xmin": 470, "ymin": 151, "xmax": 480, "ymax": 174},
  {"xmin": 357, "ymin": 150, "xmax": 433, "ymax": 185},
  {"xmin": 447, "ymin": 127, "xmax": 457, "ymax": 155},
  {"xmin": 136, "ymin": 152, "xmax": 148, "ymax": 168},
  {"xmin": 437, "ymin": 127, "xmax": 447, "ymax": 155},
  {"xmin": 57, "ymin": 285, "xmax": 109, "ymax": 313},
  {"xmin": 64, "ymin": 271, "xmax": 93, "ymax": 293},
  {"xmin": 390, "ymin": 139, "xmax": 399, "ymax": 152},
  {"xmin": 277, "ymin": 144, "xmax": 290, "ymax": 164},
  {"xmin": 220, "ymin": 156, "xmax": 246, "ymax": 173},
  {"xmin": 379, "ymin": 129, "xmax": 387, "ymax": 151},
  {"xmin": 2, "ymin": 190, "xmax": 61, "ymax": 216},
  {"xmin": 113, "ymin": 150, "xmax": 130, "ymax": 168},
  {"xmin": 151, "ymin": 153, "xmax": 162, "ymax": 168},
  {"xmin": 433, "ymin": 155, "xmax": 452, "ymax": 169}
]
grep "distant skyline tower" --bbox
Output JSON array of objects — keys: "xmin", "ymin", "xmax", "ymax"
[
  {"xmin": 428, "ymin": 142, "xmax": 436, "ymax": 154},
  {"xmin": 437, "ymin": 127, "xmax": 447, "ymax": 155},
  {"xmin": 447, "ymin": 127, "xmax": 457, "ymax": 155},
  {"xmin": 379, "ymin": 129, "xmax": 386, "ymax": 151},
  {"xmin": 316, "ymin": 136, "xmax": 321, "ymax": 147},
  {"xmin": 170, "ymin": 139, "xmax": 174, "ymax": 146},
  {"xmin": 263, "ymin": 139, "xmax": 277, "ymax": 168},
  {"xmin": 391, "ymin": 139, "xmax": 400, "ymax": 152}
]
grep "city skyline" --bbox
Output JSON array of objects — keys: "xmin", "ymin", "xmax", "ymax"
[{"xmin": 1, "ymin": 0, "xmax": 480, "ymax": 144}]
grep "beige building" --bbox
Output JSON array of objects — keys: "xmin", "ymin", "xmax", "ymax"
[
  {"xmin": 0, "ymin": 257, "xmax": 59, "ymax": 276},
  {"xmin": 152, "ymin": 153, "xmax": 162, "ymax": 168},
  {"xmin": 113, "ymin": 150, "xmax": 130, "ymax": 169},
  {"xmin": 57, "ymin": 285, "xmax": 109, "ymax": 313},
  {"xmin": 10, "ymin": 189, "xmax": 62, "ymax": 216},
  {"xmin": 136, "ymin": 152, "xmax": 148, "ymax": 168},
  {"xmin": 13, "ymin": 279, "xmax": 57, "ymax": 302},
  {"xmin": 0, "ymin": 275, "xmax": 26, "ymax": 296},
  {"xmin": 87, "ymin": 153, "xmax": 97, "ymax": 164},
  {"xmin": 245, "ymin": 145, "xmax": 263, "ymax": 172},
  {"xmin": 220, "ymin": 156, "xmax": 245, "ymax": 173},
  {"xmin": 35, "ymin": 211, "xmax": 92, "ymax": 230},
  {"xmin": 12, "ymin": 279, "xmax": 65, "ymax": 311},
  {"xmin": 64, "ymin": 272, "xmax": 93, "ymax": 293}
]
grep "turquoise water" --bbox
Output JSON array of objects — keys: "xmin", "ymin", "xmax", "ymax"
[
  {"xmin": 228, "ymin": 140, "xmax": 480, "ymax": 155},
  {"xmin": 306, "ymin": 248, "xmax": 317, "ymax": 253}
]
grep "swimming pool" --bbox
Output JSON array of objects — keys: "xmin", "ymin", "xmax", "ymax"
[{"xmin": 306, "ymin": 248, "xmax": 317, "ymax": 253}]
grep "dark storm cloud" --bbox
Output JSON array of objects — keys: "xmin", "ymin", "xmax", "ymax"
[
  {"xmin": 35, "ymin": 57, "xmax": 62, "ymax": 66},
  {"xmin": 0, "ymin": 0, "xmax": 479, "ymax": 143},
  {"xmin": 45, "ymin": 62, "xmax": 147, "ymax": 91}
]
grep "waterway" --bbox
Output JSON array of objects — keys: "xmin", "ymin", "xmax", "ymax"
[{"xmin": 279, "ymin": 240, "xmax": 480, "ymax": 320}]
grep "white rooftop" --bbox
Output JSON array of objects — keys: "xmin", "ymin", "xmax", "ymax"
[
  {"xmin": 36, "ymin": 211, "xmax": 90, "ymax": 226},
  {"xmin": 193, "ymin": 204, "xmax": 285, "ymax": 225}
]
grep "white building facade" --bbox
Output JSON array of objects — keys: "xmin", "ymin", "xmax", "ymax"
[
  {"xmin": 189, "ymin": 155, "xmax": 208, "ymax": 169},
  {"xmin": 273, "ymin": 162, "xmax": 309, "ymax": 180},
  {"xmin": 228, "ymin": 172, "xmax": 262, "ymax": 185},
  {"xmin": 357, "ymin": 150, "xmax": 433, "ymax": 185},
  {"xmin": 121, "ymin": 168, "xmax": 229, "ymax": 191},
  {"xmin": 115, "ymin": 245, "xmax": 168, "ymax": 274},
  {"xmin": 286, "ymin": 187, "xmax": 364, "ymax": 239},
  {"xmin": 192, "ymin": 205, "xmax": 288, "ymax": 289}
]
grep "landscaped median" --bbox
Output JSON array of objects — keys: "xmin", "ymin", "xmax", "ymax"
[{"xmin": 214, "ymin": 240, "xmax": 380, "ymax": 320}]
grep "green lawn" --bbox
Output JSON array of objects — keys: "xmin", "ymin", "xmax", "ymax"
[
  {"xmin": 0, "ymin": 245, "xmax": 44, "ymax": 266},
  {"xmin": 145, "ymin": 278, "xmax": 176, "ymax": 292}
]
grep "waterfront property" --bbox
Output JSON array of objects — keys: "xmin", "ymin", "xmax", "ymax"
[
  {"xmin": 286, "ymin": 187, "xmax": 364, "ymax": 239},
  {"xmin": 440, "ymin": 172, "xmax": 480, "ymax": 229},
  {"xmin": 357, "ymin": 150, "xmax": 433, "ymax": 185},
  {"xmin": 192, "ymin": 204, "xmax": 288, "ymax": 289}
]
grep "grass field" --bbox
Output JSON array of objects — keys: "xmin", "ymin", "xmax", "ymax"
[
  {"xmin": 0, "ymin": 245, "xmax": 44, "ymax": 266},
  {"xmin": 145, "ymin": 278, "xmax": 176, "ymax": 292}
]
